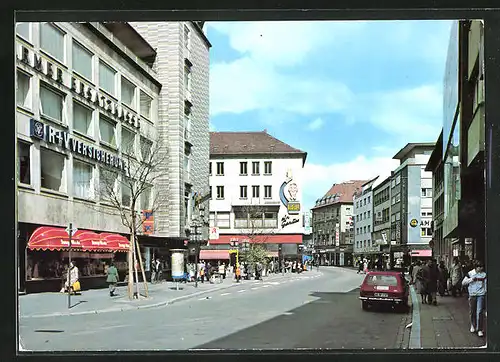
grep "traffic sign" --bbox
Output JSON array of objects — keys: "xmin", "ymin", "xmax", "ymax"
[{"xmin": 65, "ymin": 226, "xmax": 78, "ymax": 236}]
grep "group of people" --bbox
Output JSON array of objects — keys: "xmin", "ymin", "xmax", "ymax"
[
  {"xmin": 356, "ymin": 257, "xmax": 389, "ymax": 274},
  {"xmin": 411, "ymin": 257, "xmax": 487, "ymax": 337}
]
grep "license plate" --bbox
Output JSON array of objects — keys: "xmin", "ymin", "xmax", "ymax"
[{"xmin": 374, "ymin": 293, "xmax": 388, "ymax": 297}]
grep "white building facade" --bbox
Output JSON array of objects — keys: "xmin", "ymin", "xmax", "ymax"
[
  {"xmin": 16, "ymin": 22, "xmax": 161, "ymax": 292},
  {"xmin": 353, "ymin": 179, "xmax": 377, "ymax": 257},
  {"xmin": 131, "ymin": 22, "xmax": 211, "ymax": 241},
  {"xmin": 205, "ymin": 131, "xmax": 307, "ymax": 262}
]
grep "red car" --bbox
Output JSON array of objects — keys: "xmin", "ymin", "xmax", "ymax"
[{"xmin": 359, "ymin": 271, "xmax": 409, "ymax": 311}]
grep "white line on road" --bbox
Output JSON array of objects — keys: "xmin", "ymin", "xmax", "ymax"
[
  {"xmin": 220, "ymin": 292, "xmax": 231, "ymax": 296},
  {"xmin": 72, "ymin": 324, "xmax": 131, "ymax": 336},
  {"xmin": 237, "ymin": 289, "xmax": 246, "ymax": 293},
  {"xmin": 251, "ymin": 287, "xmax": 260, "ymax": 290},
  {"xmin": 262, "ymin": 285, "xmax": 270, "ymax": 288}
]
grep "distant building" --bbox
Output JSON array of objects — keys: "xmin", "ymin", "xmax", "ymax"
[
  {"xmin": 205, "ymin": 131, "xmax": 307, "ymax": 263},
  {"xmin": 311, "ymin": 180, "xmax": 367, "ymax": 266},
  {"xmin": 372, "ymin": 176, "xmax": 392, "ymax": 261},
  {"xmin": 353, "ymin": 177, "xmax": 378, "ymax": 259}
]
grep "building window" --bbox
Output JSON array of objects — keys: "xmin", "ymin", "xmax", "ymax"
[
  {"xmin": 363, "ymin": 226, "xmax": 367, "ymax": 234},
  {"xmin": 209, "ymin": 186, "xmax": 212, "ymax": 199},
  {"xmin": 209, "ymin": 162, "xmax": 212, "ymax": 175},
  {"xmin": 421, "ymin": 227, "xmax": 432, "ymax": 237},
  {"xmin": 18, "ymin": 141, "xmax": 31, "ymax": 185},
  {"xmin": 184, "ymin": 66, "xmax": 191, "ymax": 92},
  {"xmin": 121, "ymin": 178, "xmax": 132, "ymax": 207},
  {"xmin": 215, "ymin": 212, "xmax": 230, "ymax": 228},
  {"xmin": 367, "ymin": 210, "xmax": 371, "ymax": 218},
  {"xmin": 368, "ymin": 226, "xmax": 371, "ymax": 232},
  {"xmin": 391, "ymin": 214, "xmax": 396, "ymax": 222},
  {"xmin": 40, "ymin": 84, "xmax": 64, "ymax": 122},
  {"xmin": 363, "ymin": 212, "xmax": 366, "ymax": 220},
  {"xmin": 121, "ymin": 127, "xmax": 135, "ymax": 155},
  {"xmin": 16, "ymin": 71, "xmax": 31, "ymax": 109},
  {"xmin": 121, "ymin": 77, "xmax": 136, "ymax": 109},
  {"xmin": 391, "ymin": 196, "xmax": 396, "ymax": 205},
  {"xmin": 216, "ymin": 186, "xmax": 224, "ymax": 199},
  {"xmin": 72, "ymin": 41, "xmax": 93, "ymax": 81},
  {"xmin": 252, "ymin": 161, "xmax": 260, "ymax": 175},
  {"xmin": 184, "ymin": 24, "xmax": 190, "ymax": 49},
  {"xmin": 140, "ymin": 136, "xmax": 153, "ymax": 161},
  {"xmin": 395, "ymin": 193, "xmax": 401, "ymax": 203},
  {"xmin": 73, "ymin": 102, "xmax": 93, "ymax": 137},
  {"xmin": 252, "ymin": 185, "xmax": 260, "ymax": 198},
  {"xmin": 264, "ymin": 161, "xmax": 272, "ymax": 175},
  {"xmin": 240, "ymin": 162, "xmax": 248, "ymax": 175},
  {"xmin": 421, "ymin": 188, "xmax": 433, "ymax": 197},
  {"xmin": 16, "ymin": 23, "xmax": 30, "ymax": 40},
  {"xmin": 396, "ymin": 175, "xmax": 401, "ymax": 185},
  {"xmin": 141, "ymin": 184, "xmax": 152, "ymax": 210},
  {"xmin": 99, "ymin": 115, "xmax": 116, "ymax": 147},
  {"xmin": 391, "ymin": 179, "xmax": 396, "ymax": 188},
  {"xmin": 395, "ymin": 212, "xmax": 401, "ymax": 221},
  {"xmin": 140, "ymin": 91, "xmax": 152, "ymax": 120},
  {"xmin": 99, "ymin": 61, "xmax": 116, "ymax": 96},
  {"xmin": 100, "ymin": 168, "xmax": 117, "ymax": 202},
  {"xmin": 367, "ymin": 196, "xmax": 371, "ymax": 204},
  {"xmin": 40, "ymin": 148, "xmax": 66, "ymax": 192},
  {"xmin": 264, "ymin": 185, "xmax": 272, "ymax": 198},
  {"xmin": 240, "ymin": 185, "xmax": 247, "ymax": 198},
  {"xmin": 73, "ymin": 159, "xmax": 94, "ymax": 199},
  {"xmin": 216, "ymin": 162, "xmax": 224, "ymax": 176},
  {"xmin": 40, "ymin": 23, "xmax": 65, "ymax": 62},
  {"xmin": 363, "ymin": 199, "xmax": 366, "ymax": 206}
]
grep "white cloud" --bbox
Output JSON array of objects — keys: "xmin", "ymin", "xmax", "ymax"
[
  {"xmin": 301, "ymin": 155, "xmax": 400, "ymax": 210},
  {"xmin": 307, "ymin": 117, "xmax": 325, "ymax": 131}
]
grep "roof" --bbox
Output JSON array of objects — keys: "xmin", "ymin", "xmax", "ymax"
[
  {"xmin": 210, "ymin": 131, "xmax": 307, "ymax": 165},
  {"xmin": 392, "ymin": 142, "xmax": 436, "ymax": 160},
  {"xmin": 312, "ymin": 180, "xmax": 369, "ymax": 209},
  {"xmin": 425, "ymin": 130, "xmax": 444, "ymax": 172}
]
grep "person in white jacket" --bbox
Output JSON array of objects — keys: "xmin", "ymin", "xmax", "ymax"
[{"xmin": 462, "ymin": 261, "xmax": 487, "ymax": 337}]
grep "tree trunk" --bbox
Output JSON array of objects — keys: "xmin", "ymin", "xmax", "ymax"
[
  {"xmin": 127, "ymin": 238, "xmax": 134, "ymax": 300},
  {"xmin": 135, "ymin": 237, "xmax": 149, "ymax": 297},
  {"xmin": 132, "ymin": 233, "xmax": 140, "ymax": 298}
]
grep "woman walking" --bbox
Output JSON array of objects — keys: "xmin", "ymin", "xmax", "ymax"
[{"xmin": 106, "ymin": 261, "xmax": 119, "ymax": 297}]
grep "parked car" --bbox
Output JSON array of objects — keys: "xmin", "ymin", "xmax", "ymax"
[{"xmin": 359, "ymin": 271, "xmax": 409, "ymax": 311}]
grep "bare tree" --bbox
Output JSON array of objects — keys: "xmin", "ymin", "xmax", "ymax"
[
  {"xmin": 93, "ymin": 133, "xmax": 168, "ymax": 300},
  {"xmin": 237, "ymin": 204, "xmax": 276, "ymax": 265}
]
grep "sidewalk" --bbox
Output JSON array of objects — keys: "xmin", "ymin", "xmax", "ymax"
[
  {"xmin": 409, "ymin": 286, "xmax": 486, "ymax": 349},
  {"xmin": 19, "ymin": 271, "xmax": 314, "ymax": 318}
]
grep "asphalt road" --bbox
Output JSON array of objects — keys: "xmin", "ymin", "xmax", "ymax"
[{"xmin": 19, "ymin": 267, "xmax": 410, "ymax": 351}]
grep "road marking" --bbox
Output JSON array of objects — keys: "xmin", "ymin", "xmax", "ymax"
[
  {"xmin": 262, "ymin": 285, "xmax": 270, "ymax": 288},
  {"xmin": 220, "ymin": 292, "xmax": 231, "ymax": 296},
  {"xmin": 237, "ymin": 289, "xmax": 246, "ymax": 293},
  {"xmin": 72, "ymin": 324, "xmax": 131, "ymax": 336},
  {"xmin": 283, "ymin": 312, "xmax": 294, "ymax": 315},
  {"xmin": 251, "ymin": 287, "xmax": 260, "ymax": 290}
]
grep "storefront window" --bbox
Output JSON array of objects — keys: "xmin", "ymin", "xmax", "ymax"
[{"xmin": 40, "ymin": 148, "xmax": 66, "ymax": 192}]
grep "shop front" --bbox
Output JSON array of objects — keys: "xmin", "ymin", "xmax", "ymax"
[{"xmin": 22, "ymin": 225, "xmax": 130, "ymax": 293}]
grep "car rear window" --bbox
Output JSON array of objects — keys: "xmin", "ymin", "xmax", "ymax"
[{"xmin": 366, "ymin": 275, "xmax": 398, "ymax": 286}]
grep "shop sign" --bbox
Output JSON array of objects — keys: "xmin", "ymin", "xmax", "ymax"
[
  {"xmin": 17, "ymin": 44, "xmax": 140, "ymax": 130},
  {"xmin": 142, "ymin": 210, "xmax": 154, "ymax": 235},
  {"xmin": 281, "ymin": 214, "xmax": 299, "ymax": 228},
  {"xmin": 209, "ymin": 227, "xmax": 219, "ymax": 240},
  {"xmin": 420, "ymin": 219, "xmax": 431, "ymax": 227},
  {"xmin": 410, "ymin": 219, "xmax": 418, "ymax": 227},
  {"xmin": 279, "ymin": 169, "xmax": 301, "ymax": 226},
  {"xmin": 30, "ymin": 119, "xmax": 127, "ymax": 173}
]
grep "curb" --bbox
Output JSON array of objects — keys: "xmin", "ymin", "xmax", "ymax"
[
  {"xmin": 408, "ymin": 285, "xmax": 421, "ymax": 349},
  {"xmin": 19, "ymin": 272, "xmax": 312, "ymax": 319}
]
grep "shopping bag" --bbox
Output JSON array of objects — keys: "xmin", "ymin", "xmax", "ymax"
[{"xmin": 72, "ymin": 281, "xmax": 81, "ymax": 292}]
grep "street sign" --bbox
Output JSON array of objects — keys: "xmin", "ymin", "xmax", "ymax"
[{"xmin": 65, "ymin": 226, "xmax": 78, "ymax": 236}]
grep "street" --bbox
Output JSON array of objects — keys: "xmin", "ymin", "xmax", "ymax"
[{"xmin": 19, "ymin": 268, "xmax": 410, "ymax": 351}]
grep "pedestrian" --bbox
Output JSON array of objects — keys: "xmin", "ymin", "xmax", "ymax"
[
  {"xmin": 438, "ymin": 260, "xmax": 449, "ymax": 297},
  {"xmin": 235, "ymin": 263, "xmax": 241, "ymax": 283},
  {"xmin": 363, "ymin": 259, "xmax": 369, "ymax": 274},
  {"xmin": 199, "ymin": 262, "xmax": 205, "ymax": 283},
  {"xmin": 414, "ymin": 260, "xmax": 427, "ymax": 303},
  {"xmin": 423, "ymin": 259, "xmax": 439, "ymax": 305},
  {"xmin": 409, "ymin": 262, "xmax": 415, "ymax": 279},
  {"xmin": 106, "ymin": 261, "xmax": 119, "ymax": 297},
  {"xmin": 60, "ymin": 261, "xmax": 80, "ymax": 294},
  {"xmin": 462, "ymin": 261, "xmax": 487, "ymax": 337},
  {"xmin": 449, "ymin": 257, "xmax": 463, "ymax": 297}
]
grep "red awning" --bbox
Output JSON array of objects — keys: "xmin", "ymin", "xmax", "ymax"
[
  {"xmin": 27, "ymin": 226, "xmax": 83, "ymax": 251},
  {"xmin": 199, "ymin": 250, "xmax": 230, "ymax": 260},
  {"xmin": 28, "ymin": 227, "xmax": 130, "ymax": 253},
  {"xmin": 209, "ymin": 234, "xmax": 303, "ymax": 245},
  {"xmin": 100, "ymin": 233, "xmax": 130, "ymax": 253}
]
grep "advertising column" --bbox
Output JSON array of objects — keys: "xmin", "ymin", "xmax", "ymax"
[{"xmin": 171, "ymin": 249, "xmax": 186, "ymax": 289}]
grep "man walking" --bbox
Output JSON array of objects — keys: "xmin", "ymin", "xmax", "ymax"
[
  {"xmin": 462, "ymin": 261, "xmax": 487, "ymax": 337},
  {"xmin": 449, "ymin": 257, "xmax": 463, "ymax": 297}
]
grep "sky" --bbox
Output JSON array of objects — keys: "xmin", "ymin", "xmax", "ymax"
[{"xmin": 206, "ymin": 20, "xmax": 453, "ymax": 211}]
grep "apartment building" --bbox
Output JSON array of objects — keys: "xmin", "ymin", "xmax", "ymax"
[
  {"xmin": 353, "ymin": 177, "xmax": 378, "ymax": 258},
  {"xmin": 15, "ymin": 22, "xmax": 162, "ymax": 292},
  {"xmin": 205, "ymin": 131, "xmax": 307, "ymax": 262},
  {"xmin": 312, "ymin": 180, "xmax": 366, "ymax": 266},
  {"xmin": 372, "ymin": 176, "xmax": 392, "ymax": 259},
  {"xmin": 131, "ymin": 22, "xmax": 211, "ymax": 241}
]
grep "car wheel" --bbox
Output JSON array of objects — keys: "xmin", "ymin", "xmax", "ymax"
[{"xmin": 362, "ymin": 301, "xmax": 369, "ymax": 310}]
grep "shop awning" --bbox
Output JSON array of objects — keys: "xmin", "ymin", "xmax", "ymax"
[
  {"xmin": 199, "ymin": 250, "xmax": 230, "ymax": 260},
  {"xmin": 27, "ymin": 226, "xmax": 84, "ymax": 251},
  {"xmin": 28, "ymin": 227, "xmax": 130, "ymax": 253},
  {"xmin": 411, "ymin": 249, "xmax": 432, "ymax": 257},
  {"xmin": 209, "ymin": 234, "xmax": 303, "ymax": 245}
]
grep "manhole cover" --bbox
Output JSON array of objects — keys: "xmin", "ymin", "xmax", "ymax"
[{"xmin": 432, "ymin": 316, "xmax": 453, "ymax": 321}]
